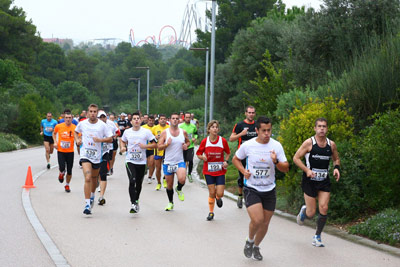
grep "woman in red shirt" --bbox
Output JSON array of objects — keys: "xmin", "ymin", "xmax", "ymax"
[{"xmin": 196, "ymin": 120, "xmax": 231, "ymax": 221}]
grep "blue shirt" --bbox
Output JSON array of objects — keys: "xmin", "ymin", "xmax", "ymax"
[
  {"xmin": 58, "ymin": 118, "xmax": 78, "ymax": 125},
  {"xmin": 41, "ymin": 119, "xmax": 58, "ymax": 136}
]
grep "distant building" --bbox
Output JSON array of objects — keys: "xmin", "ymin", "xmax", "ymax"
[{"xmin": 42, "ymin": 38, "xmax": 74, "ymax": 49}]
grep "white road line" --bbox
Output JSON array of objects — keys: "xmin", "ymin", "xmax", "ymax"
[{"xmin": 21, "ymin": 166, "xmax": 70, "ymax": 267}]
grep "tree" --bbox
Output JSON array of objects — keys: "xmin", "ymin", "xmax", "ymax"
[{"xmin": 0, "ymin": 0, "xmax": 41, "ymax": 68}]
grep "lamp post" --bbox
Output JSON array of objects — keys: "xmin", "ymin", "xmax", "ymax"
[
  {"xmin": 129, "ymin": 78, "xmax": 140, "ymax": 111},
  {"xmin": 189, "ymin": 47, "xmax": 209, "ymax": 136},
  {"xmin": 209, "ymin": 0, "xmax": 216, "ymax": 121},
  {"xmin": 135, "ymin": 67, "xmax": 150, "ymax": 114}
]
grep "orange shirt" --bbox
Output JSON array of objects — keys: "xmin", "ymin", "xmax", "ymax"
[{"xmin": 54, "ymin": 123, "xmax": 76, "ymax": 153}]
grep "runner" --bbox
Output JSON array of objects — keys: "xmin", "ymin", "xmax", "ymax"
[
  {"xmin": 232, "ymin": 116, "xmax": 289, "ymax": 261},
  {"xmin": 40, "ymin": 112, "xmax": 58, "ymax": 169},
  {"xmin": 152, "ymin": 114, "xmax": 170, "ymax": 190},
  {"xmin": 120, "ymin": 112, "xmax": 157, "ymax": 213},
  {"xmin": 141, "ymin": 114, "xmax": 149, "ymax": 126},
  {"xmin": 117, "ymin": 113, "xmax": 130, "ymax": 155},
  {"xmin": 142, "ymin": 115, "xmax": 156, "ymax": 183},
  {"xmin": 190, "ymin": 113, "xmax": 197, "ymax": 126},
  {"xmin": 293, "ymin": 117, "xmax": 341, "ymax": 247},
  {"xmin": 97, "ymin": 110, "xmax": 119, "ymax": 205},
  {"xmin": 196, "ymin": 120, "xmax": 230, "ymax": 221},
  {"xmin": 52, "ymin": 111, "xmax": 76, "ymax": 192},
  {"xmin": 108, "ymin": 113, "xmax": 120, "ymax": 175},
  {"xmin": 229, "ymin": 106, "xmax": 257, "ymax": 208},
  {"xmin": 158, "ymin": 112, "xmax": 190, "ymax": 211},
  {"xmin": 58, "ymin": 109, "xmax": 78, "ymax": 125},
  {"xmin": 179, "ymin": 112, "xmax": 198, "ymax": 183},
  {"xmin": 74, "ymin": 104, "xmax": 113, "ymax": 215}
]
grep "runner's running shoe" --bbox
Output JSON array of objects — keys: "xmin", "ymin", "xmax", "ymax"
[
  {"xmin": 130, "ymin": 203, "xmax": 138, "ymax": 213},
  {"xmin": 312, "ymin": 235, "xmax": 325, "ymax": 247},
  {"xmin": 243, "ymin": 239, "xmax": 254, "ymax": 258},
  {"xmin": 252, "ymin": 246, "xmax": 263, "ymax": 261},
  {"xmin": 147, "ymin": 177, "xmax": 152, "ymax": 184},
  {"xmin": 237, "ymin": 196, "xmax": 243, "ymax": 209},
  {"xmin": 58, "ymin": 172, "xmax": 65, "ymax": 183},
  {"xmin": 216, "ymin": 198, "xmax": 223, "ymax": 208},
  {"xmin": 188, "ymin": 174, "xmax": 193, "ymax": 183},
  {"xmin": 47, "ymin": 163, "xmax": 50, "ymax": 169},
  {"xmin": 175, "ymin": 186, "xmax": 185, "ymax": 201},
  {"xmin": 110, "ymin": 168, "xmax": 113, "ymax": 175},
  {"xmin": 165, "ymin": 202, "xmax": 174, "ymax": 211},
  {"xmin": 155, "ymin": 183, "xmax": 161, "ymax": 191},
  {"xmin": 206, "ymin": 212, "xmax": 214, "ymax": 221},
  {"xmin": 297, "ymin": 205, "xmax": 307, "ymax": 225},
  {"xmin": 98, "ymin": 197, "xmax": 106, "ymax": 205},
  {"xmin": 83, "ymin": 204, "xmax": 91, "ymax": 215},
  {"xmin": 64, "ymin": 185, "xmax": 70, "ymax": 193}
]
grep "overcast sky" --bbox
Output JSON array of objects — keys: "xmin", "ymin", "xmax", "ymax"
[{"xmin": 13, "ymin": 0, "xmax": 322, "ymax": 44}]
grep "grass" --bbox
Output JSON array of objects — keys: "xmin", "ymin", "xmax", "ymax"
[
  {"xmin": 349, "ymin": 208, "xmax": 400, "ymax": 247},
  {"xmin": 0, "ymin": 133, "xmax": 28, "ymax": 152}
]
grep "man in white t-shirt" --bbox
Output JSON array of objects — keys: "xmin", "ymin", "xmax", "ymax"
[
  {"xmin": 158, "ymin": 112, "xmax": 190, "ymax": 211},
  {"xmin": 232, "ymin": 116, "xmax": 289, "ymax": 261},
  {"xmin": 120, "ymin": 112, "xmax": 157, "ymax": 214},
  {"xmin": 75, "ymin": 104, "xmax": 113, "ymax": 215}
]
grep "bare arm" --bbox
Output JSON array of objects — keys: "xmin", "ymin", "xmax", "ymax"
[
  {"xmin": 331, "ymin": 141, "xmax": 341, "ymax": 181},
  {"xmin": 293, "ymin": 139, "xmax": 314, "ymax": 178},
  {"xmin": 229, "ymin": 128, "xmax": 248, "ymax": 142},
  {"xmin": 120, "ymin": 140, "xmax": 127, "ymax": 153},
  {"xmin": 157, "ymin": 131, "xmax": 169, "ymax": 151},
  {"xmin": 182, "ymin": 131, "xmax": 190, "ymax": 150},
  {"xmin": 232, "ymin": 155, "xmax": 251, "ymax": 179},
  {"xmin": 74, "ymin": 131, "xmax": 82, "ymax": 146}
]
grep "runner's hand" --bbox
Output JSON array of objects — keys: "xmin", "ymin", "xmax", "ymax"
[
  {"xmin": 241, "ymin": 128, "xmax": 248, "ymax": 136},
  {"xmin": 76, "ymin": 139, "xmax": 82, "ymax": 146},
  {"xmin": 333, "ymin": 168, "xmax": 340, "ymax": 182},
  {"xmin": 182, "ymin": 143, "xmax": 188, "ymax": 150},
  {"xmin": 270, "ymin": 150, "xmax": 277, "ymax": 163},
  {"xmin": 243, "ymin": 169, "xmax": 251, "ymax": 179},
  {"xmin": 120, "ymin": 146, "xmax": 126, "ymax": 153},
  {"xmin": 306, "ymin": 169, "xmax": 315, "ymax": 178},
  {"xmin": 92, "ymin": 137, "xmax": 101, "ymax": 142},
  {"xmin": 40, "ymin": 131, "xmax": 43, "ymax": 136},
  {"xmin": 54, "ymin": 144, "xmax": 58, "ymax": 150},
  {"xmin": 139, "ymin": 143, "xmax": 146, "ymax": 149}
]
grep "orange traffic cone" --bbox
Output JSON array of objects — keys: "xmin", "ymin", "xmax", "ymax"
[{"xmin": 22, "ymin": 166, "xmax": 36, "ymax": 189}]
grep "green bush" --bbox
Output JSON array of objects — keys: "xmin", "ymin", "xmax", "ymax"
[
  {"xmin": 0, "ymin": 133, "xmax": 27, "ymax": 152},
  {"xmin": 329, "ymin": 139, "xmax": 367, "ymax": 222},
  {"xmin": 360, "ymin": 109, "xmax": 400, "ymax": 210},
  {"xmin": 14, "ymin": 94, "xmax": 42, "ymax": 144},
  {"xmin": 349, "ymin": 208, "xmax": 400, "ymax": 246}
]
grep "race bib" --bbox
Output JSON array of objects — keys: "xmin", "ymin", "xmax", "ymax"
[
  {"xmin": 188, "ymin": 133, "xmax": 193, "ymax": 139},
  {"xmin": 311, "ymin": 168, "xmax": 328, "ymax": 181},
  {"xmin": 45, "ymin": 127, "xmax": 53, "ymax": 132},
  {"xmin": 102, "ymin": 142, "xmax": 108, "ymax": 151},
  {"xmin": 60, "ymin": 141, "xmax": 71, "ymax": 149},
  {"xmin": 167, "ymin": 164, "xmax": 178, "ymax": 173},
  {"xmin": 129, "ymin": 151, "xmax": 142, "ymax": 161},
  {"xmin": 85, "ymin": 148, "xmax": 98, "ymax": 160},
  {"xmin": 208, "ymin": 162, "xmax": 223, "ymax": 172},
  {"xmin": 253, "ymin": 166, "xmax": 270, "ymax": 179}
]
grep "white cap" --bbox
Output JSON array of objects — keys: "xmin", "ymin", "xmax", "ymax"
[
  {"xmin": 97, "ymin": 111, "xmax": 107, "ymax": 118},
  {"xmin": 120, "ymin": 112, "xmax": 127, "ymax": 116}
]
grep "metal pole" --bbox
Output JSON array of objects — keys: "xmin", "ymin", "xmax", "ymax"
[
  {"xmin": 204, "ymin": 48, "xmax": 209, "ymax": 136},
  {"xmin": 138, "ymin": 79, "xmax": 140, "ymax": 111},
  {"xmin": 146, "ymin": 68, "xmax": 150, "ymax": 114},
  {"xmin": 209, "ymin": 0, "xmax": 216, "ymax": 121}
]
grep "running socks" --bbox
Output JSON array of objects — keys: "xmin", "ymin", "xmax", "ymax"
[
  {"xmin": 316, "ymin": 213, "xmax": 328, "ymax": 235},
  {"xmin": 177, "ymin": 181, "xmax": 184, "ymax": 191},
  {"xmin": 208, "ymin": 197, "xmax": 215, "ymax": 213},
  {"xmin": 166, "ymin": 188, "xmax": 174, "ymax": 202},
  {"xmin": 188, "ymin": 161, "xmax": 193, "ymax": 175}
]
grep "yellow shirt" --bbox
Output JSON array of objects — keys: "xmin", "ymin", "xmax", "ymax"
[
  {"xmin": 152, "ymin": 124, "xmax": 170, "ymax": 156},
  {"xmin": 142, "ymin": 124, "xmax": 154, "ymax": 151}
]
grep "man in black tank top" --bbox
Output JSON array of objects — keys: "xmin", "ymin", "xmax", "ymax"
[
  {"xmin": 293, "ymin": 118, "xmax": 341, "ymax": 247},
  {"xmin": 229, "ymin": 106, "xmax": 257, "ymax": 208}
]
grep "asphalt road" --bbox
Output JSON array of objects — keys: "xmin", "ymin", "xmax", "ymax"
[{"xmin": 2, "ymin": 147, "xmax": 400, "ymax": 266}]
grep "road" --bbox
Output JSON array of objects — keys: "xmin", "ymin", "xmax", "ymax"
[{"xmin": 1, "ymin": 147, "xmax": 400, "ymax": 266}]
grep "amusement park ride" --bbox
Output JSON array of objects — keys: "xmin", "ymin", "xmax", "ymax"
[{"xmin": 129, "ymin": 0, "xmax": 208, "ymax": 48}]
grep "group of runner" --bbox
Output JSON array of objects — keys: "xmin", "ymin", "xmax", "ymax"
[{"xmin": 42, "ymin": 104, "xmax": 341, "ymax": 261}]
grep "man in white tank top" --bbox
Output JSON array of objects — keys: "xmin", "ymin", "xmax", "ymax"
[{"xmin": 158, "ymin": 113, "xmax": 190, "ymax": 211}]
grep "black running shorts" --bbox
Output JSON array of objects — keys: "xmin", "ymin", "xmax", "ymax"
[
  {"xmin": 79, "ymin": 159, "xmax": 101, "ymax": 169},
  {"xmin": 43, "ymin": 135, "xmax": 54, "ymax": 144},
  {"xmin": 243, "ymin": 186, "xmax": 276, "ymax": 211},
  {"xmin": 301, "ymin": 176, "xmax": 331, "ymax": 198}
]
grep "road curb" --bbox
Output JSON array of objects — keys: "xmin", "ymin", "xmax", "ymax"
[
  {"xmin": 21, "ymin": 165, "xmax": 70, "ymax": 267},
  {"xmin": 192, "ymin": 153, "xmax": 400, "ymax": 258}
]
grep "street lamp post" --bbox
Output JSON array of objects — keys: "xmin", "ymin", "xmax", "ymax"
[
  {"xmin": 189, "ymin": 47, "xmax": 209, "ymax": 136},
  {"xmin": 209, "ymin": 0, "xmax": 216, "ymax": 121},
  {"xmin": 135, "ymin": 67, "xmax": 150, "ymax": 114},
  {"xmin": 129, "ymin": 78, "xmax": 140, "ymax": 111}
]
